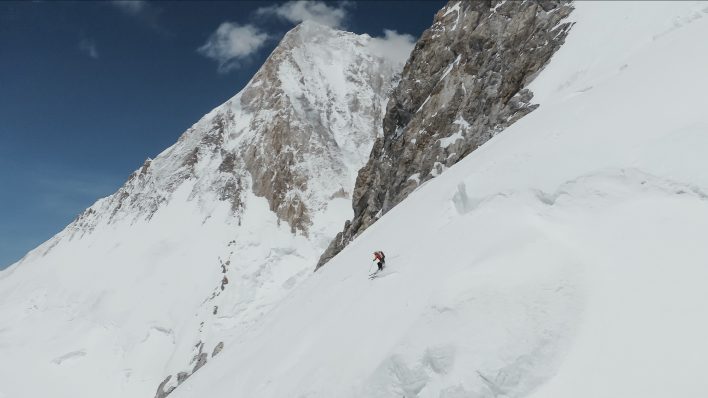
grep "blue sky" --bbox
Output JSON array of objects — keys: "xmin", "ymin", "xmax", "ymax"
[{"xmin": 0, "ymin": 1, "xmax": 444, "ymax": 268}]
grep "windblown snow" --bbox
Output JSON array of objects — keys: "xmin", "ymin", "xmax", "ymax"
[{"xmin": 2, "ymin": 2, "xmax": 708, "ymax": 398}]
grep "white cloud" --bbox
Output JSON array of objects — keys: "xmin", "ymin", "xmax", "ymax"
[
  {"xmin": 198, "ymin": 22, "xmax": 270, "ymax": 73},
  {"xmin": 79, "ymin": 38, "xmax": 99, "ymax": 59},
  {"xmin": 368, "ymin": 30, "xmax": 416, "ymax": 68},
  {"xmin": 111, "ymin": 0, "xmax": 147, "ymax": 16},
  {"xmin": 256, "ymin": 0, "xmax": 350, "ymax": 29}
]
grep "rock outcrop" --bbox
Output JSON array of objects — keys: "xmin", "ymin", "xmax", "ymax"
[{"xmin": 318, "ymin": 0, "xmax": 574, "ymax": 269}]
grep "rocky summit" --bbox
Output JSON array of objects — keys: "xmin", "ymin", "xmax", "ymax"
[{"xmin": 66, "ymin": 20, "xmax": 402, "ymax": 244}]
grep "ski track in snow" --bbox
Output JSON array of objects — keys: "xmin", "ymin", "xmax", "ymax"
[
  {"xmin": 52, "ymin": 350, "xmax": 87, "ymax": 365},
  {"xmin": 451, "ymin": 168, "xmax": 708, "ymax": 218}
]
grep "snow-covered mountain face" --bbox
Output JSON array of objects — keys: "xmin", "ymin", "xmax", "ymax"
[
  {"xmin": 0, "ymin": 21, "xmax": 405, "ymax": 398},
  {"xmin": 162, "ymin": 1, "xmax": 708, "ymax": 397},
  {"xmin": 71, "ymin": 20, "xmax": 400, "ymax": 238},
  {"xmin": 319, "ymin": 0, "xmax": 574, "ymax": 268}
]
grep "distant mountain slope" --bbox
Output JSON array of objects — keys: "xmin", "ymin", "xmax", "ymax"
[{"xmin": 0, "ymin": 21, "xmax": 405, "ymax": 398}]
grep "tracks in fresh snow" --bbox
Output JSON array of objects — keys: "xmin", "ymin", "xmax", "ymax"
[{"xmin": 451, "ymin": 168, "xmax": 708, "ymax": 217}]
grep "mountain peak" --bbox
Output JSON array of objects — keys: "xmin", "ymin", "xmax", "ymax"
[
  {"xmin": 291, "ymin": 19, "xmax": 339, "ymax": 33},
  {"xmin": 273, "ymin": 20, "xmax": 354, "ymax": 53},
  {"xmin": 23, "ymin": 21, "xmax": 403, "ymax": 261}
]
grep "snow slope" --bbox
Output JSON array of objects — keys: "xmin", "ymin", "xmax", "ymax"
[
  {"xmin": 165, "ymin": 2, "xmax": 708, "ymax": 397},
  {"xmin": 0, "ymin": 22, "xmax": 406, "ymax": 398}
]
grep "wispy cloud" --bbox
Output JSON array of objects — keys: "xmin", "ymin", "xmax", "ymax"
[
  {"xmin": 33, "ymin": 169, "xmax": 121, "ymax": 212},
  {"xmin": 197, "ymin": 22, "xmax": 270, "ymax": 73},
  {"xmin": 199, "ymin": 0, "xmax": 414, "ymax": 73},
  {"xmin": 368, "ymin": 30, "xmax": 416, "ymax": 68},
  {"xmin": 111, "ymin": 0, "xmax": 148, "ymax": 16},
  {"xmin": 0, "ymin": 166, "xmax": 123, "ymax": 269},
  {"xmin": 109, "ymin": 0, "xmax": 168, "ymax": 35},
  {"xmin": 255, "ymin": 0, "xmax": 351, "ymax": 29},
  {"xmin": 78, "ymin": 38, "xmax": 99, "ymax": 59}
]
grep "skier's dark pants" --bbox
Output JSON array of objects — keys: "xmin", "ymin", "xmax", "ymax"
[{"xmin": 377, "ymin": 261, "xmax": 384, "ymax": 271}]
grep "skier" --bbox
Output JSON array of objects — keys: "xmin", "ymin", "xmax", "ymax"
[{"xmin": 373, "ymin": 251, "xmax": 386, "ymax": 272}]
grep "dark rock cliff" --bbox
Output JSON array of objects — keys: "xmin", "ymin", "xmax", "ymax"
[{"xmin": 318, "ymin": 0, "xmax": 574, "ymax": 269}]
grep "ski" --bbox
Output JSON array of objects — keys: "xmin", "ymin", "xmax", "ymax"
[
  {"xmin": 369, "ymin": 271, "xmax": 387, "ymax": 279},
  {"xmin": 369, "ymin": 270, "xmax": 394, "ymax": 280}
]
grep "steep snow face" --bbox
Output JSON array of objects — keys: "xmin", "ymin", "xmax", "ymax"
[
  {"xmin": 0, "ymin": 21, "xmax": 403, "ymax": 398},
  {"xmin": 159, "ymin": 2, "xmax": 708, "ymax": 397}
]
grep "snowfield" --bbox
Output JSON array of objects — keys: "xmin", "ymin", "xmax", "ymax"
[
  {"xmin": 2, "ymin": 1, "xmax": 708, "ymax": 398},
  {"xmin": 167, "ymin": 2, "xmax": 708, "ymax": 397}
]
